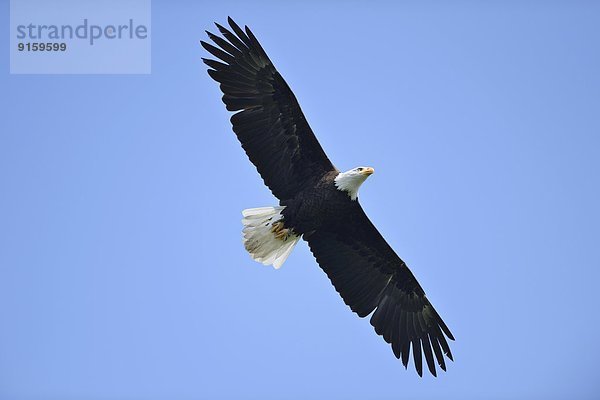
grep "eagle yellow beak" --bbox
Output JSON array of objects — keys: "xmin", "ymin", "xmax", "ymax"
[{"xmin": 361, "ymin": 167, "xmax": 375, "ymax": 176}]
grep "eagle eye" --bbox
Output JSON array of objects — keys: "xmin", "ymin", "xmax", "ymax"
[{"xmin": 357, "ymin": 167, "xmax": 363, "ymax": 172}]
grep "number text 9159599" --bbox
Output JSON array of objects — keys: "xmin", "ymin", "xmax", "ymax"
[{"xmin": 18, "ymin": 42, "xmax": 67, "ymax": 51}]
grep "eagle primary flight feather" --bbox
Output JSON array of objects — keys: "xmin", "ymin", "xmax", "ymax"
[{"xmin": 201, "ymin": 17, "xmax": 454, "ymax": 377}]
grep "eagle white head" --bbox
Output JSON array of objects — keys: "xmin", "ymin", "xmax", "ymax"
[{"xmin": 334, "ymin": 166, "xmax": 375, "ymax": 200}]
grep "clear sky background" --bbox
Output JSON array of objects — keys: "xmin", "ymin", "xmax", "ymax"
[{"xmin": 2, "ymin": 1, "xmax": 600, "ymax": 399}]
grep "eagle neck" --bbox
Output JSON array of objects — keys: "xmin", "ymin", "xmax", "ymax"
[{"xmin": 334, "ymin": 171, "xmax": 367, "ymax": 201}]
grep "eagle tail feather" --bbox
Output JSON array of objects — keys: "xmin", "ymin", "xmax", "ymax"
[{"xmin": 242, "ymin": 206, "xmax": 299, "ymax": 269}]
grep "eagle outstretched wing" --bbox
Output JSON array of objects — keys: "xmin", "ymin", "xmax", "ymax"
[
  {"xmin": 305, "ymin": 203, "xmax": 455, "ymax": 377},
  {"xmin": 201, "ymin": 17, "xmax": 336, "ymax": 201}
]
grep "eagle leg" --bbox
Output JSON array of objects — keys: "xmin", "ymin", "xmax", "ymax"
[{"xmin": 271, "ymin": 221, "xmax": 291, "ymax": 241}]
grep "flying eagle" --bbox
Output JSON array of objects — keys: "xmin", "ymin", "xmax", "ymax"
[{"xmin": 201, "ymin": 17, "xmax": 454, "ymax": 377}]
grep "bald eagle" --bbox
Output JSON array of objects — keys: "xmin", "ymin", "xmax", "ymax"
[{"xmin": 201, "ymin": 17, "xmax": 454, "ymax": 377}]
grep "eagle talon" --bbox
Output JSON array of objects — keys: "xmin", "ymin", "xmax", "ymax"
[{"xmin": 271, "ymin": 221, "xmax": 290, "ymax": 240}]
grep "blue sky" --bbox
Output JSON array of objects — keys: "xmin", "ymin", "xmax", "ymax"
[{"xmin": 2, "ymin": 1, "xmax": 600, "ymax": 399}]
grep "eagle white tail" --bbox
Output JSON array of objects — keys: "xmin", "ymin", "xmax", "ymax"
[{"xmin": 242, "ymin": 206, "xmax": 300, "ymax": 269}]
